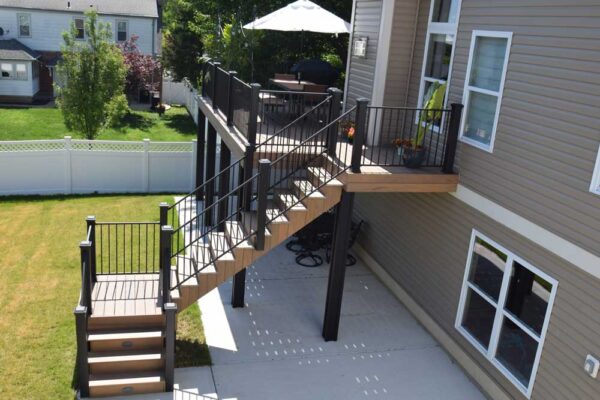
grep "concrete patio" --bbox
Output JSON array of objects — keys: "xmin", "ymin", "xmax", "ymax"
[{"xmin": 104, "ymin": 241, "xmax": 485, "ymax": 400}]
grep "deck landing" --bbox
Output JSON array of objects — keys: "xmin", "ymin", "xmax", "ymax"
[{"xmin": 91, "ymin": 274, "xmax": 161, "ymax": 317}]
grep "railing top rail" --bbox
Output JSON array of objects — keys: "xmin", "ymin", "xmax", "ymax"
[
  {"xmin": 216, "ymin": 66, "xmax": 229, "ymax": 74},
  {"xmin": 367, "ymin": 105, "xmax": 452, "ymax": 112},
  {"xmin": 232, "ymin": 76, "xmax": 251, "ymax": 88},
  {"xmin": 271, "ymin": 105, "xmax": 357, "ymax": 167},
  {"xmin": 95, "ymin": 221, "xmax": 160, "ymax": 225}
]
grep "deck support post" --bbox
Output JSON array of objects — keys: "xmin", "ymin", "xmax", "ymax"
[
  {"xmin": 217, "ymin": 141, "xmax": 231, "ymax": 231},
  {"xmin": 231, "ymin": 269, "xmax": 246, "ymax": 308},
  {"xmin": 164, "ymin": 302, "xmax": 177, "ymax": 391},
  {"xmin": 74, "ymin": 305, "xmax": 89, "ymax": 398},
  {"xmin": 204, "ymin": 123, "xmax": 217, "ymax": 227},
  {"xmin": 322, "ymin": 190, "xmax": 355, "ymax": 341},
  {"xmin": 350, "ymin": 98, "xmax": 369, "ymax": 173},
  {"xmin": 196, "ymin": 111, "xmax": 206, "ymax": 195}
]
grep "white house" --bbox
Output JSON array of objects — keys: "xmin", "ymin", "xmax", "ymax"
[{"xmin": 0, "ymin": 0, "xmax": 160, "ymax": 103}]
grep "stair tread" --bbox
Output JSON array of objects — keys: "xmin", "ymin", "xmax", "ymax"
[
  {"xmin": 275, "ymin": 191, "xmax": 307, "ymax": 211},
  {"xmin": 241, "ymin": 212, "xmax": 273, "ymax": 236},
  {"xmin": 208, "ymin": 232, "xmax": 235, "ymax": 261},
  {"xmin": 307, "ymin": 167, "xmax": 343, "ymax": 186},
  {"xmin": 88, "ymin": 351, "xmax": 163, "ymax": 363},
  {"xmin": 89, "ymin": 371, "xmax": 164, "ymax": 386},
  {"xmin": 225, "ymin": 221, "xmax": 253, "ymax": 249},
  {"xmin": 293, "ymin": 179, "xmax": 325, "ymax": 199},
  {"xmin": 88, "ymin": 329, "xmax": 163, "ymax": 341}
]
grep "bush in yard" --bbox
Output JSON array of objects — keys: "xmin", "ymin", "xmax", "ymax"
[
  {"xmin": 56, "ymin": 11, "xmax": 128, "ymax": 140},
  {"xmin": 118, "ymin": 36, "xmax": 162, "ymax": 99}
]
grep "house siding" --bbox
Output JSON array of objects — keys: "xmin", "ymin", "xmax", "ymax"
[
  {"xmin": 0, "ymin": 8, "xmax": 156, "ymax": 54},
  {"xmin": 447, "ymin": 0, "xmax": 600, "ymax": 256},
  {"xmin": 354, "ymin": 192, "xmax": 600, "ymax": 400},
  {"xmin": 345, "ymin": 0, "xmax": 383, "ymax": 106}
]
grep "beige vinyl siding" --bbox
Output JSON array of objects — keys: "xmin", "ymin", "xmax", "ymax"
[
  {"xmin": 381, "ymin": 0, "xmax": 418, "ymax": 106},
  {"xmin": 447, "ymin": 0, "xmax": 600, "ymax": 256},
  {"xmin": 404, "ymin": 0, "xmax": 432, "ymax": 108},
  {"xmin": 354, "ymin": 192, "xmax": 600, "ymax": 400},
  {"xmin": 345, "ymin": 0, "xmax": 383, "ymax": 106}
]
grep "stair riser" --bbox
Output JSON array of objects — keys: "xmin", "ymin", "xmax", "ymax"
[
  {"xmin": 89, "ymin": 381, "xmax": 165, "ymax": 398},
  {"xmin": 90, "ymin": 359, "xmax": 164, "ymax": 375},
  {"xmin": 90, "ymin": 337, "xmax": 163, "ymax": 353},
  {"xmin": 89, "ymin": 315, "xmax": 165, "ymax": 331}
]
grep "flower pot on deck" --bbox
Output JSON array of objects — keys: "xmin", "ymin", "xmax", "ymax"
[{"xmin": 401, "ymin": 146, "xmax": 427, "ymax": 169}]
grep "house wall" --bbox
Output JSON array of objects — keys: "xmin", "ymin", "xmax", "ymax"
[
  {"xmin": 0, "ymin": 8, "xmax": 156, "ymax": 54},
  {"xmin": 344, "ymin": 0, "xmax": 383, "ymax": 106},
  {"xmin": 354, "ymin": 192, "xmax": 600, "ymax": 400}
]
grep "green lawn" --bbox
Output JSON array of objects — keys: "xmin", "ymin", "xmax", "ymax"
[
  {"xmin": 0, "ymin": 106, "xmax": 197, "ymax": 141},
  {"xmin": 0, "ymin": 195, "xmax": 210, "ymax": 399}
]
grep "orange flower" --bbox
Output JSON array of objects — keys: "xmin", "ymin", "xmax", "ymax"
[{"xmin": 347, "ymin": 127, "xmax": 355, "ymax": 138}]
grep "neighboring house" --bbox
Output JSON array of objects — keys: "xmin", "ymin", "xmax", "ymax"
[
  {"xmin": 0, "ymin": 0, "xmax": 160, "ymax": 102},
  {"xmin": 344, "ymin": 1, "xmax": 600, "ymax": 399}
]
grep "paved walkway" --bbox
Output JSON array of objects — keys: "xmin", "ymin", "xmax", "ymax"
[{"xmin": 106, "ymin": 242, "xmax": 484, "ymax": 400}]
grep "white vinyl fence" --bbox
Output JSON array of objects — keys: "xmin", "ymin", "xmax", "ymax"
[
  {"xmin": 162, "ymin": 78, "xmax": 199, "ymax": 124},
  {"xmin": 0, "ymin": 137, "xmax": 201, "ymax": 196}
]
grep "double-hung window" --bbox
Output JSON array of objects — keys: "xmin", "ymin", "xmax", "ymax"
[
  {"xmin": 590, "ymin": 145, "xmax": 600, "ymax": 195},
  {"xmin": 456, "ymin": 230, "xmax": 558, "ymax": 398},
  {"xmin": 18, "ymin": 13, "xmax": 31, "ymax": 38},
  {"xmin": 117, "ymin": 20, "xmax": 128, "ymax": 42},
  {"xmin": 460, "ymin": 31, "xmax": 512, "ymax": 152},
  {"xmin": 417, "ymin": 0, "xmax": 460, "ymax": 112},
  {"xmin": 0, "ymin": 63, "xmax": 28, "ymax": 80},
  {"xmin": 74, "ymin": 18, "xmax": 85, "ymax": 39}
]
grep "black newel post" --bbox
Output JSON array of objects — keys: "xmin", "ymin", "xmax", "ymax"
[
  {"xmin": 196, "ymin": 110, "xmax": 207, "ymax": 195},
  {"xmin": 161, "ymin": 225, "xmax": 173, "ymax": 307},
  {"xmin": 326, "ymin": 88, "xmax": 343, "ymax": 157},
  {"xmin": 322, "ymin": 190, "xmax": 355, "ymax": 341},
  {"xmin": 255, "ymin": 159, "xmax": 271, "ymax": 251},
  {"xmin": 86, "ymin": 216, "xmax": 97, "ymax": 283},
  {"xmin": 227, "ymin": 71, "xmax": 237, "ymax": 126},
  {"xmin": 164, "ymin": 302, "xmax": 177, "ymax": 391},
  {"xmin": 350, "ymin": 98, "xmax": 369, "ymax": 173},
  {"xmin": 212, "ymin": 62, "xmax": 220, "ymax": 111},
  {"xmin": 204, "ymin": 124, "xmax": 217, "ymax": 226},
  {"xmin": 442, "ymin": 103, "xmax": 463, "ymax": 174},
  {"xmin": 80, "ymin": 241, "xmax": 93, "ymax": 312},
  {"xmin": 74, "ymin": 305, "xmax": 89, "ymax": 397},
  {"xmin": 217, "ymin": 142, "xmax": 231, "ymax": 231}
]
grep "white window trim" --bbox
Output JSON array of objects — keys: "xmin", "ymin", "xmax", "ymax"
[
  {"xmin": 589, "ymin": 145, "xmax": 600, "ymax": 195},
  {"xmin": 116, "ymin": 19, "xmax": 129, "ymax": 42},
  {"xmin": 459, "ymin": 30, "xmax": 512, "ymax": 153},
  {"xmin": 416, "ymin": 0, "xmax": 463, "ymax": 111},
  {"xmin": 455, "ymin": 229, "xmax": 558, "ymax": 399},
  {"xmin": 17, "ymin": 13, "xmax": 31, "ymax": 38}
]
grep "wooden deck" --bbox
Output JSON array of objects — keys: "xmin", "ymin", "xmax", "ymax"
[{"xmin": 91, "ymin": 274, "xmax": 161, "ymax": 317}]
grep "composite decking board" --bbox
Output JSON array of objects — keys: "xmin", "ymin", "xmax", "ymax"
[{"xmin": 92, "ymin": 274, "xmax": 161, "ymax": 317}]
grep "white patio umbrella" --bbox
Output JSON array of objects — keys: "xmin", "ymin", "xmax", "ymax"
[{"xmin": 243, "ymin": 0, "xmax": 351, "ymax": 34}]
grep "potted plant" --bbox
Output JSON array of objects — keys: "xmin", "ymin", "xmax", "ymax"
[
  {"xmin": 392, "ymin": 138, "xmax": 427, "ymax": 169},
  {"xmin": 340, "ymin": 121, "xmax": 356, "ymax": 144}
]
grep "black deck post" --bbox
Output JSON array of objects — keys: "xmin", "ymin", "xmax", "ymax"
[
  {"xmin": 327, "ymin": 88, "xmax": 343, "ymax": 157},
  {"xmin": 217, "ymin": 141, "xmax": 231, "ymax": 231},
  {"xmin": 161, "ymin": 226, "xmax": 173, "ymax": 307},
  {"xmin": 350, "ymin": 98, "xmax": 369, "ymax": 173},
  {"xmin": 442, "ymin": 103, "xmax": 463, "ymax": 174},
  {"xmin": 196, "ymin": 110, "xmax": 206, "ymax": 195},
  {"xmin": 231, "ymin": 269, "xmax": 246, "ymax": 308},
  {"xmin": 322, "ymin": 190, "xmax": 355, "ymax": 341},
  {"xmin": 227, "ymin": 71, "xmax": 237, "ymax": 126},
  {"xmin": 204, "ymin": 123, "xmax": 217, "ymax": 226},
  {"xmin": 74, "ymin": 305, "xmax": 89, "ymax": 397},
  {"xmin": 80, "ymin": 241, "xmax": 93, "ymax": 313},
  {"xmin": 86, "ymin": 216, "xmax": 97, "ymax": 283},
  {"xmin": 212, "ymin": 62, "xmax": 220, "ymax": 111},
  {"xmin": 255, "ymin": 159, "xmax": 271, "ymax": 251},
  {"xmin": 164, "ymin": 302, "xmax": 177, "ymax": 391}
]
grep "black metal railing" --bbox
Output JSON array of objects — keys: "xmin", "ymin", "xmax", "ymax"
[
  {"xmin": 231, "ymin": 77, "xmax": 252, "ymax": 137},
  {"xmin": 214, "ymin": 67, "xmax": 230, "ymax": 117}
]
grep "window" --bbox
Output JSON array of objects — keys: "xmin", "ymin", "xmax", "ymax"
[
  {"xmin": 117, "ymin": 20, "xmax": 128, "ymax": 42},
  {"xmin": 456, "ymin": 230, "xmax": 558, "ymax": 398},
  {"xmin": 74, "ymin": 18, "xmax": 85, "ymax": 39},
  {"xmin": 417, "ymin": 0, "xmax": 461, "ymax": 111},
  {"xmin": 590, "ymin": 145, "xmax": 600, "ymax": 195},
  {"xmin": 0, "ymin": 63, "xmax": 28, "ymax": 80},
  {"xmin": 18, "ymin": 13, "xmax": 31, "ymax": 37},
  {"xmin": 15, "ymin": 64, "xmax": 28, "ymax": 80},
  {"xmin": 1, "ymin": 63, "xmax": 12, "ymax": 79},
  {"xmin": 460, "ymin": 31, "xmax": 512, "ymax": 152}
]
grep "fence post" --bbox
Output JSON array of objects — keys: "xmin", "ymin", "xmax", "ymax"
[
  {"xmin": 351, "ymin": 98, "xmax": 369, "ymax": 173},
  {"xmin": 86, "ymin": 216, "xmax": 97, "ymax": 283},
  {"xmin": 143, "ymin": 138, "xmax": 150, "ymax": 192},
  {"xmin": 442, "ymin": 103, "xmax": 464, "ymax": 174},
  {"xmin": 64, "ymin": 136, "xmax": 72, "ymax": 194},
  {"xmin": 255, "ymin": 159, "xmax": 271, "ymax": 251},
  {"xmin": 212, "ymin": 62, "xmax": 221, "ymax": 111},
  {"xmin": 80, "ymin": 241, "xmax": 93, "ymax": 313},
  {"xmin": 327, "ymin": 88, "xmax": 343, "ymax": 157},
  {"xmin": 247, "ymin": 83, "xmax": 262, "ymax": 146},
  {"xmin": 74, "ymin": 305, "xmax": 89, "ymax": 397},
  {"xmin": 161, "ymin": 226, "xmax": 173, "ymax": 307},
  {"xmin": 164, "ymin": 302, "xmax": 177, "ymax": 391},
  {"xmin": 227, "ymin": 71, "xmax": 237, "ymax": 126}
]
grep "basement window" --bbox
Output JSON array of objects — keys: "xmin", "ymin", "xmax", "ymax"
[{"xmin": 456, "ymin": 230, "xmax": 558, "ymax": 398}]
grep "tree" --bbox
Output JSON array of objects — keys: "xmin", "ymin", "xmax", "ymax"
[
  {"xmin": 118, "ymin": 35, "xmax": 162, "ymax": 98},
  {"xmin": 56, "ymin": 11, "xmax": 128, "ymax": 140}
]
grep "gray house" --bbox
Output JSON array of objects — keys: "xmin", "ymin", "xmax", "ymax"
[{"xmin": 345, "ymin": 0, "xmax": 600, "ymax": 399}]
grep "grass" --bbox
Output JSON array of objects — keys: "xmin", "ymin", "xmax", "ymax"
[
  {"xmin": 0, "ymin": 195, "xmax": 210, "ymax": 399},
  {"xmin": 0, "ymin": 106, "xmax": 196, "ymax": 142}
]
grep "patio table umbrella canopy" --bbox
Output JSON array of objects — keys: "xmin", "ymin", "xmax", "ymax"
[{"xmin": 243, "ymin": 0, "xmax": 351, "ymax": 34}]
